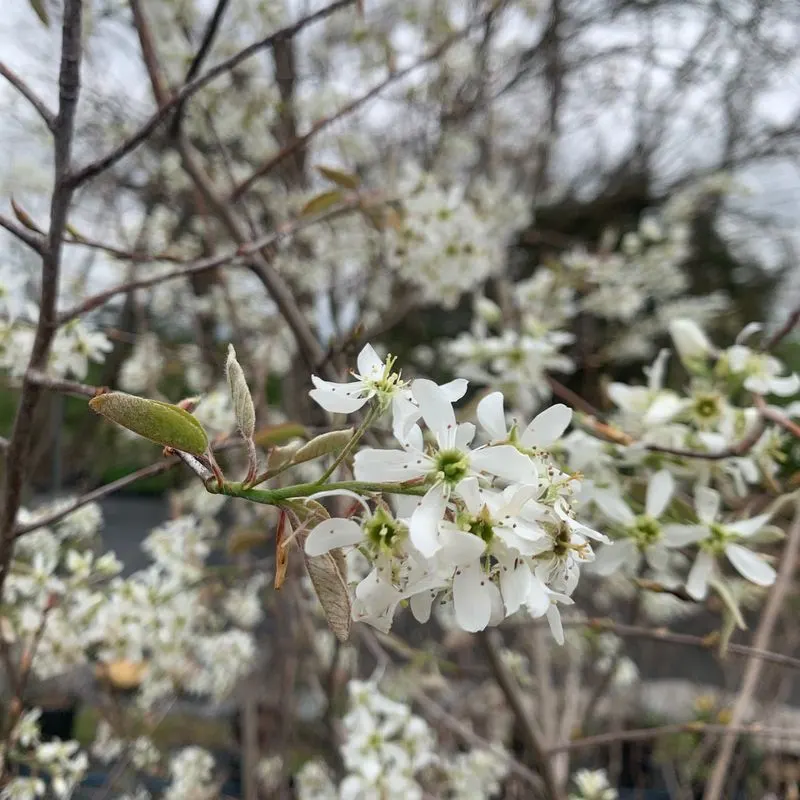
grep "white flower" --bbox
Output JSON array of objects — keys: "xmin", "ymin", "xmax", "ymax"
[
  {"xmin": 725, "ymin": 344, "xmax": 800, "ymax": 397},
  {"xmin": 607, "ymin": 350, "xmax": 686, "ymax": 432},
  {"xmin": 0, "ymin": 778, "xmax": 46, "ymax": 800},
  {"xmin": 476, "ymin": 391, "xmax": 573, "ymax": 449},
  {"xmin": 526, "ymin": 575, "xmax": 573, "ymax": 645},
  {"xmin": 569, "ymin": 768, "xmax": 618, "ymax": 800},
  {"xmin": 354, "ymin": 379, "xmax": 536, "ymax": 557},
  {"xmin": 665, "ymin": 487, "xmax": 775, "ymax": 600},
  {"xmin": 592, "ymin": 470, "xmax": 679, "ymax": 575}
]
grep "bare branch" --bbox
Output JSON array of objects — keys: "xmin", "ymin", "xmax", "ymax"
[
  {"xmin": 764, "ymin": 303, "xmax": 800, "ymax": 350},
  {"xmin": 24, "ymin": 369, "xmax": 104, "ymax": 398},
  {"xmin": 230, "ymin": 18, "xmax": 491, "ymax": 201},
  {"xmin": 547, "ymin": 721, "xmax": 800, "ymax": 754},
  {"xmin": 0, "ymin": 212, "xmax": 45, "ymax": 255},
  {"xmin": 702, "ymin": 502, "xmax": 800, "ymax": 799},
  {"xmin": 480, "ymin": 630, "xmax": 564, "ymax": 800},
  {"xmin": 58, "ymin": 199, "xmax": 360, "ymax": 324},
  {"xmin": 0, "ymin": 60, "xmax": 55, "ymax": 132},
  {"xmin": 67, "ymin": 0, "xmax": 356, "ymax": 188},
  {"xmin": 0, "ymin": 0, "xmax": 85, "ymax": 599}
]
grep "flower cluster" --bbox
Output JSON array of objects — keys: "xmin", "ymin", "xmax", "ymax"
[
  {"xmin": 308, "ymin": 345, "xmax": 608, "ymax": 641},
  {"xmin": 295, "ymin": 680, "xmax": 509, "ymax": 800}
]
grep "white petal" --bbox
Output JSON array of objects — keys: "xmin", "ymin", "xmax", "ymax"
[
  {"xmin": 409, "ymin": 485, "xmax": 448, "ymax": 557},
  {"xmin": 695, "ymin": 486, "xmax": 721, "ymax": 524},
  {"xmin": 455, "ymin": 422, "xmax": 476, "ymax": 449},
  {"xmin": 471, "ymin": 445, "xmax": 537, "ymax": 483},
  {"xmin": 525, "ymin": 576, "xmax": 549, "ymax": 617},
  {"xmin": 769, "ymin": 374, "xmax": 800, "ymax": 397},
  {"xmin": 405, "ymin": 424, "xmax": 424, "ymax": 453},
  {"xmin": 686, "ymin": 550, "xmax": 714, "ymax": 600},
  {"xmin": 357, "ymin": 343, "xmax": 384, "ymax": 378},
  {"xmin": 354, "ymin": 448, "xmax": 427, "ymax": 482},
  {"xmin": 645, "ymin": 470, "xmax": 674, "ymax": 519},
  {"xmin": 305, "ymin": 518, "xmax": 363, "ymax": 556},
  {"xmin": 591, "ymin": 539, "xmax": 636, "ymax": 576},
  {"xmin": 438, "ymin": 525, "xmax": 486, "ymax": 566},
  {"xmin": 662, "ymin": 524, "xmax": 709, "ymax": 547},
  {"xmin": 644, "ymin": 394, "xmax": 685, "ymax": 426},
  {"xmin": 456, "ymin": 476, "xmax": 482, "ymax": 515},
  {"xmin": 309, "ymin": 388, "xmax": 369, "ymax": 414},
  {"xmin": 453, "ymin": 563, "xmax": 492, "ymax": 632},
  {"xmin": 499, "ymin": 559, "xmax": 531, "ymax": 615},
  {"xmin": 736, "ymin": 322, "xmax": 763, "ymax": 345},
  {"xmin": 487, "ymin": 581, "xmax": 505, "ymax": 627},
  {"xmin": 644, "ymin": 543, "xmax": 669, "ymax": 571},
  {"xmin": 520, "ymin": 404, "xmax": 572, "ymax": 448},
  {"xmin": 607, "ymin": 383, "xmax": 637, "ymax": 412},
  {"xmin": 646, "ymin": 349, "xmax": 670, "ymax": 391},
  {"xmin": 391, "ymin": 393, "xmax": 421, "ymax": 444},
  {"xmin": 410, "ymin": 590, "xmax": 436, "ymax": 623},
  {"xmin": 412, "ymin": 379, "xmax": 457, "ymax": 445},
  {"xmin": 476, "ymin": 392, "xmax": 508, "ymax": 442},
  {"xmin": 439, "ymin": 378, "xmax": 468, "ymax": 402},
  {"xmin": 725, "ymin": 544, "xmax": 776, "ymax": 587},
  {"xmin": 593, "ymin": 489, "xmax": 635, "ymax": 526},
  {"xmin": 308, "ymin": 489, "xmax": 371, "ymax": 516},
  {"xmin": 726, "ymin": 513, "xmax": 772, "ymax": 538},
  {"xmin": 546, "ymin": 605, "xmax": 565, "ymax": 645}
]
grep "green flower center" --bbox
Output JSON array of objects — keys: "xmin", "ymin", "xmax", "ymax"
[
  {"xmin": 458, "ymin": 507, "xmax": 495, "ymax": 544},
  {"xmin": 703, "ymin": 521, "xmax": 729, "ymax": 554},
  {"xmin": 692, "ymin": 393, "xmax": 722, "ymax": 425},
  {"xmin": 361, "ymin": 354, "xmax": 406, "ymax": 402},
  {"xmin": 433, "ymin": 449, "xmax": 469, "ymax": 486},
  {"xmin": 364, "ymin": 507, "xmax": 406, "ymax": 550},
  {"xmin": 630, "ymin": 515, "xmax": 661, "ymax": 546}
]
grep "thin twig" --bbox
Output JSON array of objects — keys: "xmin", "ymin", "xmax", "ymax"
[
  {"xmin": 764, "ymin": 304, "xmax": 800, "ymax": 351},
  {"xmin": 0, "ymin": 61, "xmax": 55, "ymax": 131},
  {"xmin": 67, "ymin": 0, "xmax": 356, "ymax": 188},
  {"xmin": 574, "ymin": 618, "xmax": 800, "ymax": 672},
  {"xmin": 24, "ymin": 370, "xmax": 104, "ymax": 398},
  {"xmin": 479, "ymin": 630, "xmax": 564, "ymax": 800},
  {"xmin": 58, "ymin": 200, "xmax": 359, "ymax": 324},
  {"xmin": 230, "ymin": 16, "xmax": 492, "ymax": 200},
  {"xmin": 0, "ymin": 213, "xmax": 45, "ymax": 255},
  {"xmin": 547, "ymin": 721, "xmax": 800, "ymax": 754},
  {"xmin": 702, "ymin": 502, "xmax": 800, "ymax": 800}
]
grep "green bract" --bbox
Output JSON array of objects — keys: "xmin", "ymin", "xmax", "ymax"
[{"xmin": 89, "ymin": 392, "xmax": 209, "ymax": 456}]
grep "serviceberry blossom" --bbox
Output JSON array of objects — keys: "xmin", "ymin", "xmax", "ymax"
[
  {"xmin": 592, "ymin": 470, "xmax": 683, "ymax": 575},
  {"xmin": 668, "ymin": 486, "xmax": 775, "ymax": 600},
  {"xmin": 354, "ymin": 379, "xmax": 536, "ymax": 558}
]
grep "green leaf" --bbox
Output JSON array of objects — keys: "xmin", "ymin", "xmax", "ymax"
[
  {"xmin": 300, "ymin": 190, "xmax": 343, "ymax": 217},
  {"xmin": 29, "ymin": 0, "xmax": 50, "ymax": 26},
  {"xmin": 316, "ymin": 165, "xmax": 360, "ymax": 190},
  {"xmin": 303, "ymin": 545, "xmax": 352, "ymax": 642},
  {"xmin": 89, "ymin": 392, "xmax": 209, "ymax": 456},
  {"xmin": 293, "ymin": 429, "xmax": 354, "ymax": 464},
  {"xmin": 266, "ymin": 442, "xmax": 302, "ymax": 471}
]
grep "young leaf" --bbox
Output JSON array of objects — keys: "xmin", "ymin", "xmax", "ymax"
[
  {"xmin": 316, "ymin": 165, "xmax": 360, "ymax": 190},
  {"xmin": 303, "ymin": 545, "xmax": 352, "ymax": 642},
  {"xmin": 225, "ymin": 344, "xmax": 255, "ymax": 439},
  {"xmin": 301, "ymin": 190, "xmax": 342, "ymax": 217},
  {"xmin": 293, "ymin": 429, "xmax": 354, "ymax": 464},
  {"xmin": 89, "ymin": 392, "xmax": 209, "ymax": 456},
  {"xmin": 11, "ymin": 197, "xmax": 43, "ymax": 233},
  {"xmin": 266, "ymin": 442, "xmax": 302, "ymax": 471}
]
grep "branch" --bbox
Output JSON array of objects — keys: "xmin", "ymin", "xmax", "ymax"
[
  {"xmin": 24, "ymin": 369, "xmax": 104, "ymax": 398},
  {"xmin": 547, "ymin": 721, "xmax": 800, "ymax": 754},
  {"xmin": 764, "ymin": 303, "xmax": 800, "ymax": 351},
  {"xmin": 230, "ymin": 17, "xmax": 490, "ymax": 201},
  {"xmin": 702, "ymin": 502, "xmax": 800, "ymax": 800},
  {"xmin": 579, "ymin": 618, "xmax": 800, "ymax": 672},
  {"xmin": 66, "ymin": 0, "xmax": 356, "ymax": 188},
  {"xmin": 58, "ymin": 199, "xmax": 360, "ymax": 324},
  {"xmin": 0, "ymin": 61, "xmax": 55, "ymax": 132},
  {"xmin": 0, "ymin": 212, "xmax": 45, "ymax": 255},
  {"xmin": 0, "ymin": 0, "xmax": 84, "ymax": 600},
  {"xmin": 479, "ymin": 630, "xmax": 564, "ymax": 800},
  {"xmin": 169, "ymin": 0, "xmax": 231, "ymax": 136}
]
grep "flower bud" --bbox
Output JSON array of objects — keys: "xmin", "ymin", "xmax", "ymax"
[
  {"xmin": 226, "ymin": 344, "xmax": 255, "ymax": 440},
  {"xmin": 669, "ymin": 319, "xmax": 716, "ymax": 368}
]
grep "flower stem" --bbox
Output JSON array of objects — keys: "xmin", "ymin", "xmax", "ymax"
[
  {"xmin": 208, "ymin": 478, "xmax": 427, "ymax": 506},
  {"xmin": 317, "ymin": 403, "xmax": 381, "ymax": 484}
]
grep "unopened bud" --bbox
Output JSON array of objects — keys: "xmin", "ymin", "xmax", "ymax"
[{"xmin": 226, "ymin": 344, "xmax": 255, "ymax": 440}]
